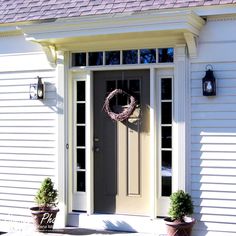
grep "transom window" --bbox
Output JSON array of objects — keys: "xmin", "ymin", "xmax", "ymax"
[{"xmin": 71, "ymin": 48, "xmax": 174, "ymax": 67}]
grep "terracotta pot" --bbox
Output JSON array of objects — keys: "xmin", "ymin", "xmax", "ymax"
[
  {"xmin": 164, "ymin": 217, "xmax": 196, "ymax": 236},
  {"xmin": 30, "ymin": 206, "xmax": 59, "ymax": 231}
]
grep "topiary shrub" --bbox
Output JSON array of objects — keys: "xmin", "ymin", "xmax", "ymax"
[
  {"xmin": 35, "ymin": 177, "xmax": 58, "ymax": 210},
  {"xmin": 168, "ymin": 190, "xmax": 194, "ymax": 222}
]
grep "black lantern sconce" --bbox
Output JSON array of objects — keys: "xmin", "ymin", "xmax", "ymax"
[
  {"xmin": 202, "ymin": 65, "xmax": 216, "ymax": 96},
  {"xmin": 29, "ymin": 76, "xmax": 44, "ymax": 100}
]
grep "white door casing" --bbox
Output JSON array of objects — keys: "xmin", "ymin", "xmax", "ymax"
[{"xmin": 68, "ymin": 44, "xmax": 187, "ymax": 218}]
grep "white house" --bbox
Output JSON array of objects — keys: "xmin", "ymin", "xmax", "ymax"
[{"xmin": 0, "ymin": 0, "xmax": 236, "ymax": 235}]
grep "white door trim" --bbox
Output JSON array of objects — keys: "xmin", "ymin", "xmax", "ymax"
[
  {"xmin": 173, "ymin": 44, "xmax": 188, "ymax": 192},
  {"xmin": 66, "ymin": 47, "xmax": 188, "ymax": 219}
]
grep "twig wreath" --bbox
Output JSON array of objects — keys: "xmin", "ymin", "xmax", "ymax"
[{"xmin": 103, "ymin": 89, "xmax": 137, "ymax": 121}]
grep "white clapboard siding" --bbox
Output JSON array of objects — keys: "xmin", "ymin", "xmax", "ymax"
[
  {"xmin": 190, "ymin": 17, "xmax": 236, "ymax": 236},
  {"xmin": 0, "ymin": 127, "xmax": 55, "ymax": 134},
  {"xmin": 192, "ymin": 151, "xmax": 236, "ymax": 160},
  {"xmin": 194, "ymin": 222, "xmax": 236, "ymax": 235},
  {"xmin": 0, "ymin": 133, "xmax": 56, "ymax": 141},
  {"xmin": 0, "ymin": 174, "xmax": 54, "ymax": 182},
  {"xmin": 0, "ymin": 160, "xmax": 55, "ymax": 168},
  {"xmin": 192, "ymin": 127, "xmax": 236, "ymax": 135},
  {"xmin": 0, "ymin": 35, "xmax": 57, "ymax": 226},
  {"xmin": 0, "ymin": 187, "xmax": 38, "ymax": 196},
  {"xmin": 193, "ymin": 191, "xmax": 236, "ymax": 201},
  {"xmin": 192, "ymin": 167, "xmax": 236, "ymax": 176},
  {"xmin": 0, "ymin": 99, "xmax": 57, "ymax": 107},
  {"xmin": 0, "ymin": 193, "xmax": 34, "ymax": 202},
  {"xmin": 0, "ymin": 154, "xmax": 55, "ymax": 161},
  {"xmin": 0, "ymin": 206, "xmax": 31, "ymax": 216},
  {"xmin": 0, "ymin": 91, "xmax": 56, "ymax": 100},
  {"xmin": 192, "ymin": 135, "xmax": 236, "ymax": 144}
]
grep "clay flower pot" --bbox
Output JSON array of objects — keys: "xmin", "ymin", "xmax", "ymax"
[{"xmin": 164, "ymin": 217, "xmax": 196, "ymax": 236}]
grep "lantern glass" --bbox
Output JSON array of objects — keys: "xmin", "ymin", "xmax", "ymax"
[
  {"xmin": 29, "ymin": 84, "xmax": 38, "ymax": 100},
  {"xmin": 202, "ymin": 68, "xmax": 216, "ymax": 96},
  {"xmin": 29, "ymin": 77, "xmax": 44, "ymax": 100}
]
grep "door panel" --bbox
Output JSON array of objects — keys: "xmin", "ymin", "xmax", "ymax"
[{"xmin": 94, "ymin": 70, "xmax": 150, "ymax": 216}]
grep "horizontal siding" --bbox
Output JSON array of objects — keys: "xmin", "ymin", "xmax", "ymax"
[
  {"xmin": 190, "ymin": 18, "xmax": 236, "ymax": 236},
  {"xmin": 0, "ymin": 45, "xmax": 57, "ymax": 229}
]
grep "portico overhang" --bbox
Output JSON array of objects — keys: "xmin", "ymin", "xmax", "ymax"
[{"xmin": 17, "ymin": 9, "xmax": 205, "ymax": 65}]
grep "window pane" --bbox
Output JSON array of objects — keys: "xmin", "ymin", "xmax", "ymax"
[
  {"xmin": 89, "ymin": 52, "xmax": 103, "ymax": 66},
  {"xmin": 129, "ymin": 80, "xmax": 140, "ymax": 92},
  {"xmin": 106, "ymin": 81, "xmax": 117, "ymax": 106},
  {"xmin": 77, "ymin": 171, "xmax": 85, "ymax": 192},
  {"xmin": 118, "ymin": 80, "xmax": 128, "ymax": 90},
  {"xmin": 105, "ymin": 51, "xmax": 120, "ymax": 65},
  {"xmin": 77, "ymin": 126, "xmax": 85, "ymax": 146},
  {"xmin": 72, "ymin": 53, "xmax": 86, "ymax": 67},
  {"xmin": 106, "ymin": 80, "xmax": 116, "ymax": 93},
  {"xmin": 162, "ymin": 126, "xmax": 172, "ymax": 148},
  {"xmin": 140, "ymin": 49, "xmax": 156, "ymax": 64},
  {"xmin": 122, "ymin": 50, "xmax": 138, "ymax": 64},
  {"xmin": 117, "ymin": 93, "xmax": 127, "ymax": 106},
  {"xmin": 161, "ymin": 78, "xmax": 172, "ymax": 100},
  {"xmin": 162, "ymin": 151, "xmax": 172, "ymax": 196},
  {"xmin": 161, "ymin": 102, "xmax": 172, "ymax": 124},
  {"xmin": 77, "ymin": 149, "xmax": 85, "ymax": 169},
  {"xmin": 77, "ymin": 81, "xmax": 85, "ymax": 101},
  {"xmin": 77, "ymin": 104, "xmax": 85, "ymax": 124},
  {"xmin": 133, "ymin": 92, "xmax": 140, "ymax": 105},
  {"xmin": 158, "ymin": 48, "xmax": 174, "ymax": 63}
]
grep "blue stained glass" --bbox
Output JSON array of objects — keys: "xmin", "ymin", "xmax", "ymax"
[
  {"xmin": 122, "ymin": 50, "xmax": 138, "ymax": 64},
  {"xmin": 105, "ymin": 51, "xmax": 120, "ymax": 65},
  {"xmin": 158, "ymin": 48, "xmax": 174, "ymax": 63},
  {"xmin": 89, "ymin": 52, "xmax": 103, "ymax": 66},
  {"xmin": 140, "ymin": 49, "xmax": 156, "ymax": 64},
  {"xmin": 72, "ymin": 53, "xmax": 86, "ymax": 67}
]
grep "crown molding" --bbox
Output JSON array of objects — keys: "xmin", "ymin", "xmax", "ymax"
[
  {"xmin": 18, "ymin": 10, "xmax": 205, "ymax": 42},
  {"xmin": 0, "ymin": 26, "xmax": 21, "ymax": 37},
  {"xmin": 16, "ymin": 10, "xmax": 205, "ymax": 60}
]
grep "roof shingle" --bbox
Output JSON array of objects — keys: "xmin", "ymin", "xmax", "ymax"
[{"xmin": 0, "ymin": 0, "xmax": 234, "ymax": 24}]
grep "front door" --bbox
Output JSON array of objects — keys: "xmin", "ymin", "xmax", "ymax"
[{"xmin": 94, "ymin": 70, "xmax": 150, "ymax": 216}]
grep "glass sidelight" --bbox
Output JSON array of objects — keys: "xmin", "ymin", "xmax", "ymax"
[
  {"xmin": 76, "ymin": 81, "xmax": 86, "ymax": 192},
  {"xmin": 161, "ymin": 78, "xmax": 172, "ymax": 197}
]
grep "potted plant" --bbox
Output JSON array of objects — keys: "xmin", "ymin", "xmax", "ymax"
[
  {"xmin": 30, "ymin": 177, "xmax": 59, "ymax": 231},
  {"xmin": 164, "ymin": 190, "xmax": 195, "ymax": 236}
]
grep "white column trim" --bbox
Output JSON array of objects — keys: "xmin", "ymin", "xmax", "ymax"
[
  {"xmin": 173, "ymin": 44, "xmax": 188, "ymax": 192},
  {"xmin": 86, "ymin": 71, "xmax": 94, "ymax": 215},
  {"xmin": 150, "ymin": 68, "xmax": 157, "ymax": 219},
  {"xmin": 56, "ymin": 50, "xmax": 67, "ymax": 227}
]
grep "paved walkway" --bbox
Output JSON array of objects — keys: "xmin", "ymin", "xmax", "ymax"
[{"xmin": 3, "ymin": 228, "xmax": 164, "ymax": 236}]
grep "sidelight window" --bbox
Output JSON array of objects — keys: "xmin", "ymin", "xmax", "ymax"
[
  {"xmin": 76, "ymin": 81, "xmax": 86, "ymax": 192},
  {"xmin": 160, "ymin": 78, "xmax": 172, "ymax": 197}
]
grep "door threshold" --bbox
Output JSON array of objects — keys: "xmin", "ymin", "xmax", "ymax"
[{"xmin": 67, "ymin": 212, "xmax": 166, "ymax": 234}]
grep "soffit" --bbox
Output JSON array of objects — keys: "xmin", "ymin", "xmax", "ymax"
[
  {"xmin": 18, "ymin": 10, "xmax": 205, "ymax": 49},
  {"xmin": 15, "ymin": 10, "xmax": 205, "ymax": 63}
]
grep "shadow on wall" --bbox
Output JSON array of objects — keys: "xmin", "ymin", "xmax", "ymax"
[
  {"xmin": 41, "ymin": 82, "xmax": 63, "ymax": 115},
  {"xmin": 104, "ymin": 220, "xmax": 137, "ymax": 233}
]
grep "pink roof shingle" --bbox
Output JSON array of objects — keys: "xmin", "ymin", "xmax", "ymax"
[{"xmin": 0, "ymin": 0, "xmax": 234, "ymax": 24}]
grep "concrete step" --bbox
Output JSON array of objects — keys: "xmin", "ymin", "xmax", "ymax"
[{"xmin": 67, "ymin": 213, "xmax": 167, "ymax": 235}]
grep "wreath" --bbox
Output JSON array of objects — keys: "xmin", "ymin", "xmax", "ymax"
[{"xmin": 103, "ymin": 89, "xmax": 137, "ymax": 121}]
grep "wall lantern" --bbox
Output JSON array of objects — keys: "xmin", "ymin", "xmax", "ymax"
[
  {"xmin": 202, "ymin": 65, "xmax": 216, "ymax": 96},
  {"xmin": 30, "ymin": 76, "xmax": 44, "ymax": 100}
]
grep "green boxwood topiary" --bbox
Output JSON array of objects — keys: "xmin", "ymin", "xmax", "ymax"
[
  {"xmin": 168, "ymin": 190, "xmax": 194, "ymax": 222},
  {"xmin": 35, "ymin": 177, "xmax": 58, "ymax": 209}
]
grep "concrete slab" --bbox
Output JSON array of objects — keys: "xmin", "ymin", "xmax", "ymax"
[{"xmin": 2, "ymin": 227, "xmax": 166, "ymax": 236}]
